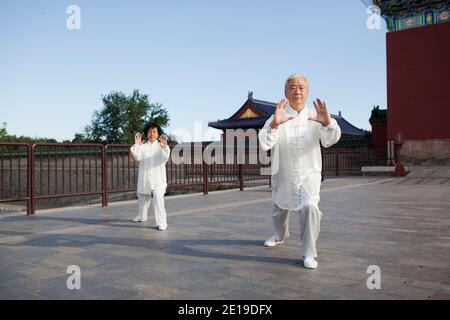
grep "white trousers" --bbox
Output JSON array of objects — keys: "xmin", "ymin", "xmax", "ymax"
[
  {"xmin": 272, "ymin": 187, "xmax": 323, "ymax": 258},
  {"xmin": 137, "ymin": 190, "xmax": 167, "ymax": 228}
]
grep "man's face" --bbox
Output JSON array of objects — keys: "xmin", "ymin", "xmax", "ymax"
[
  {"xmin": 285, "ymin": 78, "xmax": 308, "ymax": 106},
  {"xmin": 147, "ymin": 127, "xmax": 159, "ymax": 142}
]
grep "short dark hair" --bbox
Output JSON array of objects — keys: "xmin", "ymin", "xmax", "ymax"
[{"xmin": 143, "ymin": 122, "xmax": 162, "ymax": 136}]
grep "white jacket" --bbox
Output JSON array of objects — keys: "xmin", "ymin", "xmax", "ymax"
[
  {"xmin": 130, "ymin": 141, "xmax": 170, "ymax": 195},
  {"xmin": 258, "ymin": 105, "xmax": 341, "ymax": 210}
]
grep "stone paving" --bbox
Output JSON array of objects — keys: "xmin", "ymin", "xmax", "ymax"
[{"xmin": 1, "ymin": 176, "xmax": 450, "ymax": 299}]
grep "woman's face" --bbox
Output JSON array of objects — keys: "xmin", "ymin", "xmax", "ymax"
[{"xmin": 147, "ymin": 127, "xmax": 159, "ymax": 143}]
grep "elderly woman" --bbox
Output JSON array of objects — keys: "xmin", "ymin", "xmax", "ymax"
[{"xmin": 130, "ymin": 122, "xmax": 170, "ymax": 231}]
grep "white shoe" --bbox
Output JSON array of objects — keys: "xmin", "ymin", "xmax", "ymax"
[
  {"xmin": 264, "ymin": 235, "xmax": 284, "ymax": 247},
  {"xmin": 157, "ymin": 225, "xmax": 167, "ymax": 231},
  {"xmin": 303, "ymin": 257, "xmax": 318, "ymax": 269}
]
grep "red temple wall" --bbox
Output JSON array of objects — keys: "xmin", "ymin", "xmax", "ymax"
[
  {"xmin": 387, "ymin": 22, "xmax": 450, "ymax": 141},
  {"xmin": 370, "ymin": 122, "xmax": 387, "ymax": 150}
]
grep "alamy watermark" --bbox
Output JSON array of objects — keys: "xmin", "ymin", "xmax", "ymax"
[
  {"xmin": 169, "ymin": 121, "xmax": 283, "ymax": 175},
  {"xmin": 366, "ymin": 5, "xmax": 381, "ymax": 30},
  {"xmin": 366, "ymin": 265, "xmax": 381, "ymax": 290},
  {"xmin": 66, "ymin": 5, "xmax": 81, "ymax": 30},
  {"xmin": 66, "ymin": 265, "xmax": 81, "ymax": 290}
]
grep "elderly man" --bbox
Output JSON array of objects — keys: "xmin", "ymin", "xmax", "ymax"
[
  {"xmin": 131, "ymin": 122, "xmax": 170, "ymax": 231},
  {"xmin": 258, "ymin": 74, "xmax": 341, "ymax": 269}
]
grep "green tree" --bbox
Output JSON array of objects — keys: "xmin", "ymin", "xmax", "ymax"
[
  {"xmin": 71, "ymin": 133, "xmax": 88, "ymax": 143},
  {"xmin": 84, "ymin": 89, "xmax": 170, "ymax": 144},
  {"xmin": 0, "ymin": 122, "xmax": 7, "ymax": 139}
]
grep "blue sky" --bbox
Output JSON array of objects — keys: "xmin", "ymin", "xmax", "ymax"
[{"xmin": 0, "ymin": 0, "xmax": 387, "ymax": 142}]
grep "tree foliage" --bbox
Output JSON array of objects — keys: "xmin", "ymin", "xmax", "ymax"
[{"xmin": 83, "ymin": 89, "xmax": 170, "ymax": 144}]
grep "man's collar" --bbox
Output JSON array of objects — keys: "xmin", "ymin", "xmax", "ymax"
[{"xmin": 287, "ymin": 104, "xmax": 308, "ymax": 116}]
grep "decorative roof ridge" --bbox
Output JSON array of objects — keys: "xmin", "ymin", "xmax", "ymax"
[{"xmin": 252, "ymin": 98, "xmax": 277, "ymax": 106}]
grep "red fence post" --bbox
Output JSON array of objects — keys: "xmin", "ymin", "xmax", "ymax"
[
  {"xmin": 102, "ymin": 145, "xmax": 108, "ymax": 206},
  {"xmin": 29, "ymin": 144, "xmax": 36, "ymax": 215},
  {"xmin": 203, "ymin": 159, "xmax": 208, "ymax": 195},
  {"xmin": 335, "ymin": 152, "xmax": 339, "ymax": 176},
  {"xmin": 28, "ymin": 144, "xmax": 35, "ymax": 215},
  {"xmin": 239, "ymin": 164, "xmax": 243, "ymax": 191}
]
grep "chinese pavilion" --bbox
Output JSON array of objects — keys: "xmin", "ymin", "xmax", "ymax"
[{"xmin": 208, "ymin": 92, "xmax": 368, "ymax": 148}]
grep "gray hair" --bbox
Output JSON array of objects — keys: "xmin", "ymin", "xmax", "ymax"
[{"xmin": 284, "ymin": 73, "xmax": 309, "ymax": 91}]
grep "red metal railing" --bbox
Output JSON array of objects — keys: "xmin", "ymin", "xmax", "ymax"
[
  {"xmin": 0, "ymin": 142, "xmax": 271, "ymax": 215},
  {"xmin": 321, "ymin": 149, "xmax": 387, "ymax": 176},
  {"xmin": 104, "ymin": 144, "xmax": 138, "ymax": 202},
  {"xmin": 30, "ymin": 143, "xmax": 105, "ymax": 214},
  {"xmin": 1, "ymin": 142, "xmax": 383, "ymax": 215},
  {"xmin": 0, "ymin": 143, "xmax": 31, "ymax": 213}
]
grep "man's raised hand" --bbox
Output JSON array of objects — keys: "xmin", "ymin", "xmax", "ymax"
[
  {"xmin": 309, "ymin": 98, "xmax": 331, "ymax": 127},
  {"xmin": 271, "ymin": 99, "xmax": 295, "ymax": 129}
]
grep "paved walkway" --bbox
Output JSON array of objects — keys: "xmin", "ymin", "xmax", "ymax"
[{"xmin": 1, "ymin": 176, "xmax": 450, "ymax": 299}]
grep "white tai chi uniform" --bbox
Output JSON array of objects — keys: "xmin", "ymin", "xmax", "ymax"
[
  {"xmin": 130, "ymin": 140, "xmax": 170, "ymax": 228},
  {"xmin": 258, "ymin": 105, "xmax": 341, "ymax": 258}
]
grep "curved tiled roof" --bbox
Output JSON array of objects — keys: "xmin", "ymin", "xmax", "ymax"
[{"xmin": 209, "ymin": 97, "xmax": 366, "ymax": 136}]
